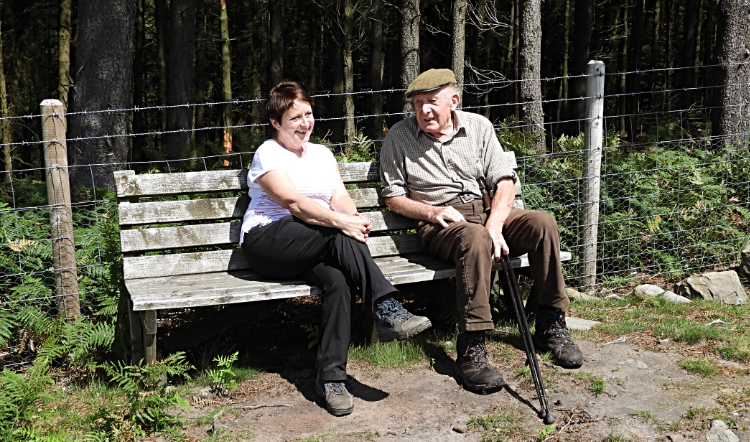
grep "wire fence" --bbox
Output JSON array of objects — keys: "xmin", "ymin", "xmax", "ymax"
[{"xmin": 1, "ymin": 62, "xmax": 749, "ymax": 368}]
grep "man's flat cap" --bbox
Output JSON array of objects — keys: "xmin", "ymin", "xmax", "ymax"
[{"xmin": 405, "ymin": 69, "xmax": 457, "ymax": 98}]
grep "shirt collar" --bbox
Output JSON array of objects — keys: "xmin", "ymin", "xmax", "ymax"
[{"xmin": 413, "ymin": 110, "xmax": 466, "ymax": 141}]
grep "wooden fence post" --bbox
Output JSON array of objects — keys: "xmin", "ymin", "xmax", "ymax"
[
  {"xmin": 40, "ymin": 99, "xmax": 80, "ymax": 319},
  {"xmin": 581, "ymin": 61, "xmax": 605, "ymax": 291}
]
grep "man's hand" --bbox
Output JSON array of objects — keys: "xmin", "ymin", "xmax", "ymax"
[
  {"xmin": 485, "ymin": 218, "xmax": 509, "ymax": 262},
  {"xmin": 429, "ymin": 206, "xmax": 466, "ymax": 228}
]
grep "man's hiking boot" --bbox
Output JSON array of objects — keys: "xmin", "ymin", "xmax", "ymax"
[
  {"xmin": 315, "ymin": 380, "xmax": 354, "ymax": 416},
  {"xmin": 373, "ymin": 296, "xmax": 432, "ymax": 342},
  {"xmin": 454, "ymin": 331, "xmax": 506, "ymax": 393},
  {"xmin": 533, "ymin": 307, "xmax": 584, "ymax": 368}
]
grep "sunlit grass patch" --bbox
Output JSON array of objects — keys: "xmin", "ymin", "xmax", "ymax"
[
  {"xmin": 679, "ymin": 358, "xmax": 718, "ymax": 377},
  {"xmin": 629, "ymin": 409, "xmax": 657, "ymax": 422},
  {"xmin": 468, "ymin": 404, "xmax": 529, "ymax": 441},
  {"xmin": 568, "ymin": 296, "xmax": 750, "ymax": 363},
  {"xmin": 349, "ymin": 339, "xmax": 428, "ymax": 368}
]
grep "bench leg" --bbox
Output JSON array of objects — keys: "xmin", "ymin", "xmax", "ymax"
[
  {"xmin": 141, "ymin": 311, "xmax": 157, "ymax": 365},
  {"xmin": 127, "ymin": 297, "xmax": 144, "ymax": 363}
]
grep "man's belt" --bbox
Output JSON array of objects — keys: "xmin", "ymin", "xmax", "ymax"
[{"xmin": 441, "ymin": 193, "xmax": 480, "ymax": 205}]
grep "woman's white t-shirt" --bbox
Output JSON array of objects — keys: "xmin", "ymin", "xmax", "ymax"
[{"xmin": 240, "ymin": 139, "xmax": 338, "ymax": 244}]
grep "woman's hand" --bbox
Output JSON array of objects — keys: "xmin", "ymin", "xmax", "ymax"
[{"xmin": 337, "ymin": 212, "xmax": 372, "ymax": 242}]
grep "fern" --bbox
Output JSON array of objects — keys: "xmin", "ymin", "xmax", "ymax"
[
  {"xmin": 206, "ymin": 352, "xmax": 239, "ymax": 393},
  {"xmin": 0, "ymin": 307, "xmax": 16, "ymax": 346},
  {"xmin": 100, "ymin": 352, "xmax": 193, "ymax": 435},
  {"xmin": 0, "ymin": 357, "xmax": 54, "ymax": 440}
]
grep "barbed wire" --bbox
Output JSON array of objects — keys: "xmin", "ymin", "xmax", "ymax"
[{"xmin": 2, "ymin": 62, "xmax": 747, "ymax": 124}]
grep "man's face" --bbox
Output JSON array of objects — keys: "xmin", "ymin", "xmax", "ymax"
[{"xmin": 412, "ymin": 86, "xmax": 460, "ymax": 137}]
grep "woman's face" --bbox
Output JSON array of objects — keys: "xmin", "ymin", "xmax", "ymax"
[{"xmin": 272, "ymin": 100, "xmax": 314, "ymax": 151}]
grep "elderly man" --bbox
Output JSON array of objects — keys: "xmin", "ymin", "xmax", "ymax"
[{"xmin": 380, "ymin": 69, "xmax": 583, "ymax": 393}]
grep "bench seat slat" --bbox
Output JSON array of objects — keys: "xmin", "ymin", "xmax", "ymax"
[{"xmin": 127, "ymin": 250, "xmax": 550, "ymax": 311}]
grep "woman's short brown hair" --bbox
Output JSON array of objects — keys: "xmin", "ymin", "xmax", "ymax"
[{"xmin": 265, "ymin": 81, "xmax": 313, "ymax": 124}]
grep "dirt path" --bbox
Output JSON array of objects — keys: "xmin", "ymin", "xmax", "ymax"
[{"xmin": 166, "ymin": 340, "xmax": 750, "ymax": 441}]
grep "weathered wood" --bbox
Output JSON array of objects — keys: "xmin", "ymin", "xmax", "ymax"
[
  {"xmin": 125, "ymin": 251, "xmax": 569, "ymax": 312},
  {"xmin": 118, "ymin": 196, "xmax": 249, "ymax": 225},
  {"xmin": 42, "ymin": 99, "xmax": 80, "ymax": 319},
  {"xmin": 338, "ymin": 161, "xmax": 380, "ymax": 183},
  {"xmin": 582, "ymin": 60, "xmax": 605, "ymax": 289},
  {"xmin": 113, "ymin": 152, "xmax": 517, "ymax": 200},
  {"xmin": 119, "ymin": 213, "xmax": 420, "ymax": 253},
  {"xmin": 115, "ymin": 169, "xmax": 248, "ymax": 197},
  {"xmin": 123, "ymin": 249, "xmax": 247, "ymax": 280}
]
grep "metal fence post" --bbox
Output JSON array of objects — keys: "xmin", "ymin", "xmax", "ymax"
[
  {"xmin": 582, "ymin": 61, "xmax": 605, "ymax": 291},
  {"xmin": 40, "ymin": 99, "xmax": 80, "ymax": 319}
]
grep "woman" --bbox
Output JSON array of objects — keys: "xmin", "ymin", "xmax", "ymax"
[{"xmin": 240, "ymin": 81, "xmax": 431, "ymax": 416}]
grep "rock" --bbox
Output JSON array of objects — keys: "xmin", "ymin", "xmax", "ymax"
[
  {"xmin": 668, "ymin": 435, "xmax": 686, "ymax": 442},
  {"xmin": 680, "ymin": 271, "xmax": 748, "ymax": 305},
  {"xmin": 566, "ymin": 288, "xmax": 599, "ymax": 302},
  {"xmin": 704, "ymin": 419, "xmax": 740, "ymax": 442},
  {"xmin": 197, "ymin": 387, "xmax": 214, "ymax": 400},
  {"xmin": 635, "ymin": 284, "xmax": 665, "ymax": 297},
  {"xmin": 566, "ymin": 317, "xmax": 600, "ymax": 331},
  {"xmin": 605, "ymin": 294, "xmax": 625, "ymax": 301},
  {"xmin": 625, "ymin": 359, "xmax": 648, "ymax": 369},
  {"xmin": 662, "ymin": 291, "xmax": 691, "ymax": 303},
  {"xmin": 452, "ymin": 424, "xmax": 468, "ymax": 434},
  {"xmin": 739, "ymin": 243, "xmax": 750, "ymax": 278}
]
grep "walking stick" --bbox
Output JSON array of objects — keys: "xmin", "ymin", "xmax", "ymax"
[{"xmin": 498, "ymin": 255, "xmax": 555, "ymax": 425}]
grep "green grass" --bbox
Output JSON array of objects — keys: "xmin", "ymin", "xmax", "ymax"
[
  {"xmin": 629, "ymin": 409, "xmax": 657, "ymax": 422},
  {"xmin": 569, "ymin": 370, "xmax": 606, "ymax": 396},
  {"xmin": 349, "ymin": 339, "xmax": 429, "ymax": 368},
  {"xmin": 569, "ymin": 296, "xmax": 750, "ymax": 363},
  {"xmin": 468, "ymin": 404, "xmax": 529, "ymax": 441},
  {"xmin": 602, "ymin": 434, "xmax": 634, "ymax": 442},
  {"xmin": 679, "ymin": 359, "xmax": 718, "ymax": 377}
]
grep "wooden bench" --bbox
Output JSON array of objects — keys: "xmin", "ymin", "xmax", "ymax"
[{"xmin": 114, "ymin": 152, "xmax": 572, "ymax": 363}]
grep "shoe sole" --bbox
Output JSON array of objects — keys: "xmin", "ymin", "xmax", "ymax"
[
  {"xmin": 453, "ymin": 363, "xmax": 506, "ymax": 393},
  {"xmin": 315, "ymin": 383, "xmax": 354, "ymax": 416},
  {"xmin": 532, "ymin": 335, "xmax": 583, "ymax": 369},
  {"xmin": 377, "ymin": 318, "xmax": 433, "ymax": 343}
]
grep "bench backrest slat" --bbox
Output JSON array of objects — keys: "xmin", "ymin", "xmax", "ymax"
[{"xmin": 123, "ymin": 234, "xmax": 422, "ymax": 279}]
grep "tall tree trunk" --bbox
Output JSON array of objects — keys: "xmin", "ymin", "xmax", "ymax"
[
  {"xmin": 58, "ymin": 0, "xmax": 72, "ymax": 111},
  {"xmin": 0, "ymin": 14, "xmax": 11, "ymax": 178},
  {"xmin": 401, "ymin": 0, "xmax": 420, "ymax": 114},
  {"xmin": 513, "ymin": 0, "xmax": 520, "ymax": 122},
  {"xmin": 618, "ymin": 1, "xmax": 629, "ymax": 135},
  {"xmin": 569, "ymin": 0, "xmax": 592, "ymax": 134},
  {"xmin": 556, "ymin": 0, "xmax": 571, "ymax": 125},
  {"xmin": 220, "ymin": 0, "xmax": 233, "ymax": 164},
  {"xmin": 155, "ymin": 0, "xmax": 168, "ymax": 137},
  {"xmin": 452, "ymin": 0, "xmax": 466, "ymax": 103},
  {"xmin": 681, "ymin": 0, "xmax": 699, "ymax": 110},
  {"xmin": 342, "ymin": 0, "xmax": 356, "ymax": 142},
  {"xmin": 269, "ymin": 0, "xmax": 283, "ymax": 86},
  {"xmin": 193, "ymin": 0, "xmax": 207, "ymax": 153},
  {"xmin": 649, "ymin": 0, "xmax": 661, "ymax": 93},
  {"xmin": 702, "ymin": 0, "xmax": 720, "ymax": 111},
  {"xmin": 627, "ymin": 0, "xmax": 644, "ymax": 141},
  {"xmin": 69, "ymin": 0, "xmax": 135, "ymax": 192},
  {"xmin": 331, "ymin": 26, "xmax": 344, "ymax": 144},
  {"xmin": 132, "ymin": 0, "xmax": 145, "ymax": 165},
  {"xmin": 368, "ymin": 4, "xmax": 385, "ymax": 141},
  {"xmin": 664, "ymin": 0, "xmax": 673, "ymax": 106},
  {"xmin": 519, "ymin": 0, "xmax": 545, "ymax": 153},
  {"xmin": 164, "ymin": 0, "xmax": 197, "ymax": 161},
  {"xmin": 710, "ymin": 0, "xmax": 750, "ymax": 146}
]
